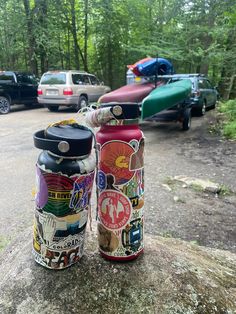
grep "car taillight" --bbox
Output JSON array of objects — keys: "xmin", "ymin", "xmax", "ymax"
[
  {"xmin": 193, "ymin": 90, "xmax": 201, "ymax": 97},
  {"xmin": 63, "ymin": 88, "xmax": 73, "ymax": 96},
  {"xmin": 37, "ymin": 89, "xmax": 43, "ymax": 95}
]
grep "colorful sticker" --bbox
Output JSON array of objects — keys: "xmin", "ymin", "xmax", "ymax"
[
  {"xmin": 33, "ymin": 167, "xmax": 94, "ymax": 269},
  {"xmin": 97, "ymin": 223, "xmax": 119, "ymax": 253},
  {"xmin": 122, "ymin": 169, "xmax": 144, "ymax": 209},
  {"xmin": 35, "ymin": 167, "xmax": 95, "ymax": 216},
  {"xmin": 130, "ymin": 138, "xmax": 144, "ymax": 170},
  {"xmin": 97, "ymin": 138, "xmax": 144, "ymax": 259},
  {"xmin": 33, "ymin": 210, "xmax": 88, "ymax": 269},
  {"xmin": 122, "ymin": 218, "xmax": 143, "ymax": 253},
  {"xmin": 33, "ymin": 240, "xmax": 85, "ymax": 269},
  {"xmin": 100, "ymin": 141, "xmax": 135, "ymax": 185},
  {"xmin": 97, "ymin": 170, "xmax": 106, "ymax": 190},
  {"xmin": 98, "ymin": 190, "xmax": 132, "ymax": 230},
  {"xmin": 35, "ymin": 166, "xmax": 48, "ymax": 208},
  {"xmin": 97, "ymin": 218, "xmax": 144, "ymax": 258}
]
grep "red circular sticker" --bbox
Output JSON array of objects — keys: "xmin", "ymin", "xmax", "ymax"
[
  {"xmin": 100, "ymin": 141, "xmax": 135, "ymax": 185},
  {"xmin": 98, "ymin": 190, "xmax": 132, "ymax": 230}
]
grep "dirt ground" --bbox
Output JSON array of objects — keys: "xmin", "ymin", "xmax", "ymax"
[
  {"xmin": 0, "ymin": 104, "xmax": 235, "ymax": 254},
  {"xmin": 143, "ymin": 111, "xmax": 236, "ymax": 253}
]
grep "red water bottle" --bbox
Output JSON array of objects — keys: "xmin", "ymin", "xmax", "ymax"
[{"xmin": 96, "ymin": 103, "xmax": 144, "ymax": 261}]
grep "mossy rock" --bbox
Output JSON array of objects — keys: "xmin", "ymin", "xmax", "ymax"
[{"xmin": 0, "ymin": 229, "xmax": 235, "ymax": 314}]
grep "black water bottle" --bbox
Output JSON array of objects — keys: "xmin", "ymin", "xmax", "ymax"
[{"xmin": 33, "ymin": 123, "xmax": 95, "ymax": 269}]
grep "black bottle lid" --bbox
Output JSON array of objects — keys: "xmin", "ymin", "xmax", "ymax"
[
  {"xmin": 100, "ymin": 102, "xmax": 140, "ymax": 119},
  {"xmin": 34, "ymin": 124, "xmax": 93, "ymax": 157}
]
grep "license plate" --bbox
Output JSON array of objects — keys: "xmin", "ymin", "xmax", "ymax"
[{"xmin": 46, "ymin": 90, "xmax": 58, "ymax": 95}]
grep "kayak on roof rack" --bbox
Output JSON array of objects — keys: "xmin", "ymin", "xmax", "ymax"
[
  {"xmin": 98, "ymin": 81, "xmax": 165, "ymax": 104},
  {"xmin": 127, "ymin": 57, "xmax": 174, "ymax": 77},
  {"xmin": 141, "ymin": 79, "xmax": 192, "ymax": 119}
]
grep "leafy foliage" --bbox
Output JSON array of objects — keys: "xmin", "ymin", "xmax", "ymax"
[
  {"xmin": 218, "ymin": 99, "xmax": 236, "ymax": 139},
  {"xmin": 0, "ymin": 0, "xmax": 235, "ymax": 91}
]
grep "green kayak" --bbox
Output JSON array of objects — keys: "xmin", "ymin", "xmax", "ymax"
[{"xmin": 141, "ymin": 79, "xmax": 192, "ymax": 119}]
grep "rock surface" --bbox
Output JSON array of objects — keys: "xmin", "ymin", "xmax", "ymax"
[
  {"xmin": 0, "ymin": 228, "xmax": 235, "ymax": 314},
  {"xmin": 173, "ymin": 176, "xmax": 222, "ymax": 194}
]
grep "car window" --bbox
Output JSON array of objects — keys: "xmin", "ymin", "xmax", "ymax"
[
  {"xmin": 41, "ymin": 73, "xmax": 66, "ymax": 85},
  {"xmin": 17, "ymin": 74, "xmax": 37, "ymax": 84},
  {"xmin": 199, "ymin": 78, "xmax": 213, "ymax": 89},
  {"xmin": 0, "ymin": 72, "xmax": 15, "ymax": 83},
  {"xmin": 72, "ymin": 74, "xmax": 83, "ymax": 85},
  {"xmin": 72, "ymin": 74, "xmax": 91, "ymax": 85},
  {"xmin": 205, "ymin": 80, "xmax": 213, "ymax": 89},
  {"xmin": 89, "ymin": 75, "xmax": 100, "ymax": 85},
  {"xmin": 173, "ymin": 77, "xmax": 194, "ymax": 89},
  {"xmin": 28, "ymin": 74, "xmax": 38, "ymax": 84},
  {"xmin": 198, "ymin": 79, "xmax": 206, "ymax": 89},
  {"xmin": 83, "ymin": 75, "xmax": 90, "ymax": 85}
]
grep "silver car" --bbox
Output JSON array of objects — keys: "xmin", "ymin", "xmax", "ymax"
[{"xmin": 37, "ymin": 70, "xmax": 111, "ymax": 112}]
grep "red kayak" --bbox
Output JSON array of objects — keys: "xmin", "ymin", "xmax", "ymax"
[{"xmin": 98, "ymin": 82, "xmax": 161, "ymax": 103}]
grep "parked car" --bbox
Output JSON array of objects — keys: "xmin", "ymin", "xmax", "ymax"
[
  {"xmin": 37, "ymin": 70, "xmax": 111, "ymax": 112},
  {"xmin": 0, "ymin": 71, "xmax": 38, "ymax": 114},
  {"xmin": 161, "ymin": 74, "xmax": 218, "ymax": 116},
  {"xmin": 99, "ymin": 76, "xmax": 192, "ymax": 130}
]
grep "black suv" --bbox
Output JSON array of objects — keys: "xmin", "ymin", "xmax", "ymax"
[
  {"xmin": 161, "ymin": 74, "xmax": 218, "ymax": 115},
  {"xmin": 0, "ymin": 71, "xmax": 38, "ymax": 114}
]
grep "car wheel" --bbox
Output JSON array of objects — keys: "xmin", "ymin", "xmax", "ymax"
[
  {"xmin": 198, "ymin": 101, "xmax": 206, "ymax": 116},
  {"xmin": 0, "ymin": 96, "xmax": 10, "ymax": 114},
  {"xmin": 46, "ymin": 105, "xmax": 59, "ymax": 112},
  {"xmin": 182, "ymin": 109, "xmax": 191, "ymax": 131},
  {"xmin": 73, "ymin": 96, "xmax": 88, "ymax": 112}
]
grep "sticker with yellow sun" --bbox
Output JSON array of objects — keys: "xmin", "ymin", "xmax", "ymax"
[{"xmin": 100, "ymin": 141, "xmax": 135, "ymax": 185}]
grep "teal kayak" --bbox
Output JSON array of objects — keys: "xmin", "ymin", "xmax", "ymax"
[{"xmin": 141, "ymin": 79, "xmax": 192, "ymax": 119}]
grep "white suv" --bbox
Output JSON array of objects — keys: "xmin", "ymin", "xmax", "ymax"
[{"xmin": 37, "ymin": 70, "xmax": 111, "ymax": 112}]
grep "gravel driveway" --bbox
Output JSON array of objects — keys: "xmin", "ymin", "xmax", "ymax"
[{"xmin": 0, "ymin": 104, "xmax": 235, "ymax": 254}]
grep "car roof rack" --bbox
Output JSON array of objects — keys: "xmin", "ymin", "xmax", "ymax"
[
  {"xmin": 159, "ymin": 73, "xmax": 205, "ymax": 78},
  {"xmin": 46, "ymin": 70, "xmax": 89, "ymax": 74}
]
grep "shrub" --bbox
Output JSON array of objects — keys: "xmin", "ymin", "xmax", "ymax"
[{"xmin": 218, "ymin": 99, "xmax": 236, "ymax": 139}]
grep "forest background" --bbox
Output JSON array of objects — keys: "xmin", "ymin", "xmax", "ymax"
[{"xmin": 0, "ymin": 0, "xmax": 236, "ymax": 99}]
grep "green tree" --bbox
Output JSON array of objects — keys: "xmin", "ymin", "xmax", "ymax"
[{"xmin": 0, "ymin": 0, "xmax": 235, "ymax": 94}]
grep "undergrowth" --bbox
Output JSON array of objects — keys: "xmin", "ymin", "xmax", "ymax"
[{"xmin": 218, "ymin": 99, "xmax": 236, "ymax": 140}]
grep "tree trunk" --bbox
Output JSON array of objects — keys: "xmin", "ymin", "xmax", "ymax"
[
  {"xmin": 200, "ymin": 63, "xmax": 209, "ymax": 75},
  {"xmin": 58, "ymin": 35, "xmax": 64, "ymax": 69},
  {"xmin": 218, "ymin": 28, "xmax": 236, "ymax": 100},
  {"xmin": 84, "ymin": 0, "xmax": 89, "ymax": 71},
  {"xmin": 107, "ymin": 39, "xmax": 113, "ymax": 89},
  {"xmin": 36, "ymin": 0, "xmax": 48, "ymax": 74},
  {"xmin": 70, "ymin": 0, "xmax": 80, "ymax": 69},
  {"xmin": 67, "ymin": 28, "xmax": 71, "ymax": 69},
  {"xmin": 23, "ymin": 0, "xmax": 38, "ymax": 74},
  {"xmin": 229, "ymin": 75, "xmax": 236, "ymax": 99}
]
